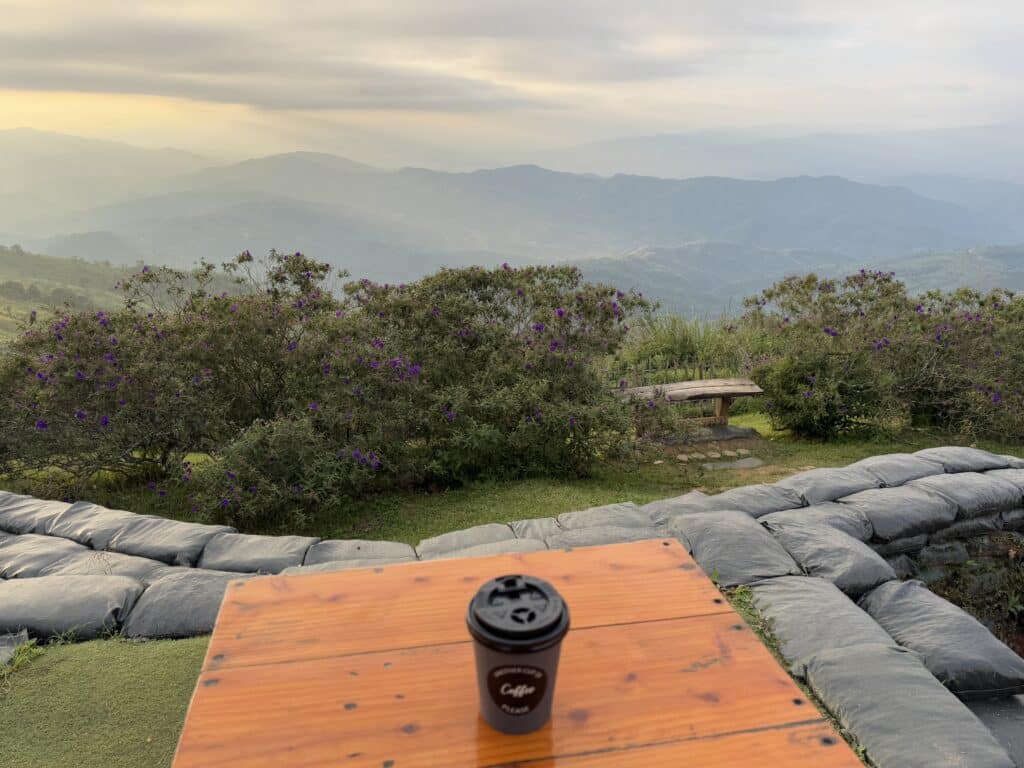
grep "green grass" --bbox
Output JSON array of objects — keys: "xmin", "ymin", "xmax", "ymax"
[{"xmin": 0, "ymin": 637, "xmax": 208, "ymax": 768}]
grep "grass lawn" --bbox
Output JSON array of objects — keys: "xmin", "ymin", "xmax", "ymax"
[
  {"xmin": 0, "ymin": 637, "xmax": 207, "ymax": 768},
  {"xmin": 2, "ymin": 420, "xmax": 1021, "ymax": 767},
  {"xmin": 55, "ymin": 414, "xmax": 1024, "ymax": 544}
]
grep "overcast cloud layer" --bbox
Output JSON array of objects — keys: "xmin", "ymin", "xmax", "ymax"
[{"xmin": 1, "ymin": 0, "xmax": 1022, "ymax": 165}]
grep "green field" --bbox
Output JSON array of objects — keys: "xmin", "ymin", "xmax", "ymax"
[{"xmin": 3, "ymin": 420, "xmax": 1022, "ymax": 767}]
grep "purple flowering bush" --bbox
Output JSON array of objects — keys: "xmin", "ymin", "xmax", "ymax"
[
  {"xmin": 741, "ymin": 271, "xmax": 1024, "ymax": 440},
  {"xmin": 0, "ymin": 252, "xmax": 647, "ymax": 528}
]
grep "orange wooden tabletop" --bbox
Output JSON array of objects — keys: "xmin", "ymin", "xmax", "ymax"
[{"xmin": 173, "ymin": 538, "xmax": 861, "ymax": 768}]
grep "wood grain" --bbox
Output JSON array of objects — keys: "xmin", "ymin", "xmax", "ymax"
[
  {"xmin": 175, "ymin": 613, "xmax": 859, "ymax": 768},
  {"xmin": 204, "ymin": 539, "xmax": 729, "ymax": 671}
]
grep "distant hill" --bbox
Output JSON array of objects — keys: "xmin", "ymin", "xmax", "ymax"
[
  {"xmin": 0, "ymin": 244, "xmax": 129, "ymax": 336},
  {"xmin": 576, "ymin": 243, "xmax": 1024, "ymax": 315},
  {"xmin": 16, "ymin": 151, "xmax": 1007, "ymax": 281},
  {"xmin": 0, "ymin": 128, "xmax": 210, "ymax": 233}
]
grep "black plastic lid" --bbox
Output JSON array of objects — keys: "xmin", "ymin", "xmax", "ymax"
[{"xmin": 466, "ymin": 574, "xmax": 570, "ymax": 654}]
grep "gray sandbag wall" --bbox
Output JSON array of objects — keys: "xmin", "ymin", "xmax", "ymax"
[{"xmin": 3, "ymin": 446, "xmax": 1024, "ymax": 767}]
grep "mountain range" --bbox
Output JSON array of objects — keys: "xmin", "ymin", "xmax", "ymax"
[{"xmin": 3, "ymin": 129, "xmax": 1024, "ymax": 313}]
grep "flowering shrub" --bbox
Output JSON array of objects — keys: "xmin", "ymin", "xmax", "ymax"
[
  {"xmin": 740, "ymin": 271, "xmax": 1024, "ymax": 439},
  {"xmin": 0, "ymin": 253, "xmax": 647, "ymax": 526}
]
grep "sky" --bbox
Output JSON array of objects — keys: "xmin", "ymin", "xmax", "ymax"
[{"xmin": 1, "ymin": 0, "xmax": 1022, "ymax": 167}]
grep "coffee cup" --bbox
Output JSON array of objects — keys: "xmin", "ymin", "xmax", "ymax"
[{"xmin": 466, "ymin": 574, "xmax": 570, "ymax": 734}]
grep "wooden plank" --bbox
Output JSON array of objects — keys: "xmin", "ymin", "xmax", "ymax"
[
  {"xmin": 512, "ymin": 722, "xmax": 863, "ymax": 768},
  {"xmin": 175, "ymin": 613, "xmax": 859, "ymax": 768},
  {"xmin": 612, "ymin": 378, "xmax": 762, "ymax": 403},
  {"xmin": 205, "ymin": 539, "xmax": 729, "ymax": 671}
]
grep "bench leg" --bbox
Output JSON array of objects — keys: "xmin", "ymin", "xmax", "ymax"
[{"xmin": 713, "ymin": 397, "xmax": 733, "ymax": 426}]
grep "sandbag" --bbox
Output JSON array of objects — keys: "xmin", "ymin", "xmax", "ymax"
[
  {"xmin": 556, "ymin": 502, "xmax": 651, "ymax": 530},
  {"xmin": 39, "ymin": 549, "xmax": 173, "ymax": 585},
  {"xmin": 639, "ymin": 490, "xmax": 709, "ymax": 525},
  {"xmin": 986, "ymin": 468, "xmax": 1024, "ymax": 495},
  {"xmin": 546, "ymin": 526, "xmax": 665, "ymax": 549},
  {"xmin": 910, "ymin": 472, "xmax": 1022, "ymax": 518},
  {"xmin": 872, "ymin": 534, "xmax": 929, "ymax": 557},
  {"xmin": 1003, "ymin": 509, "xmax": 1024, "ymax": 532},
  {"xmin": 509, "ymin": 517, "xmax": 562, "ymax": 541},
  {"xmin": 303, "ymin": 538, "xmax": 416, "ymax": 565},
  {"xmin": 915, "ymin": 446, "xmax": 1011, "ymax": 473},
  {"xmin": 197, "ymin": 532, "xmax": 319, "ymax": 573},
  {"xmin": 887, "ymin": 554, "xmax": 918, "ymax": 579},
  {"xmin": 760, "ymin": 502, "xmax": 873, "ymax": 541},
  {"xmin": 860, "ymin": 580, "xmax": 1024, "ymax": 700},
  {"xmin": 804, "ymin": 643, "xmax": 1015, "ymax": 768},
  {"xmin": 929, "ymin": 513, "xmax": 1002, "ymax": 544},
  {"xmin": 0, "ymin": 533, "xmax": 89, "ymax": 578},
  {"xmin": 122, "ymin": 569, "xmax": 249, "ymax": 639},
  {"xmin": 283, "ymin": 558, "xmax": 414, "ymax": 575},
  {"xmin": 428, "ymin": 538, "xmax": 548, "ymax": 560},
  {"xmin": 768, "ymin": 522, "xmax": 896, "ymax": 597},
  {"xmin": 415, "ymin": 523, "xmax": 514, "ymax": 559},
  {"xmin": 0, "ymin": 575, "xmax": 143, "ymax": 640},
  {"xmin": 106, "ymin": 517, "xmax": 235, "ymax": 567},
  {"xmin": 0, "ymin": 493, "xmax": 71, "ymax": 535},
  {"xmin": 672, "ymin": 484, "xmax": 805, "ymax": 520},
  {"xmin": 917, "ymin": 542, "xmax": 970, "ymax": 566},
  {"xmin": 0, "ymin": 629, "xmax": 29, "ymax": 666},
  {"xmin": 774, "ymin": 466, "xmax": 880, "ymax": 505},
  {"xmin": 0, "ymin": 531, "xmax": 11, "ymax": 548},
  {"xmin": 850, "ymin": 452, "xmax": 945, "ymax": 487},
  {"xmin": 750, "ymin": 576, "xmax": 899, "ymax": 678},
  {"xmin": 1001, "ymin": 455, "xmax": 1024, "ymax": 469},
  {"xmin": 668, "ymin": 510, "xmax": 799, "ymax": 587},
  {"xmin": 42, "ymin": 501, "xmax": 148, "ymax": 550},
  {"xmin": 969, "ymin": 696, "xmax": 1024, "ymax": 766},
  {"xmin": 839, "ymin": 486, "xmax": 957, "ymax": 541}
]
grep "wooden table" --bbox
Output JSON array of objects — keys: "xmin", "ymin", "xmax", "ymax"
[{"xmin": 173, "ymin": 539, "xmax": 861, "ymax": 767}]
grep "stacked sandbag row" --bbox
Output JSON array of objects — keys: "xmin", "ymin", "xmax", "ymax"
[{"xmin": 635, "ymin": 446, "xmax": 1024, "ymax": 766}]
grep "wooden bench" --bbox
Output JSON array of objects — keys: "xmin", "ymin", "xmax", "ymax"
[{"xmin": 611, "ymin": 377, "xmax": 763, "ymax": 426}]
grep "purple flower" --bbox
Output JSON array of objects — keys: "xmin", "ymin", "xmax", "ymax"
[
  {"xmin": 35, "ymin": 419, "xmax": 47, "ymax": 430},
  {"xmin": 555, "ymin": 308, "xmax": 566, "ymax": 318},
  {"xmin": 502, "ymin": 262, "xmax": 510, "ymax": 270},
  {"xmin": 532, "ymin": 323, "xmax": 545, "ymax": 332},
  {"xmin": 310, "ymin": 401, "xmax": 319, "ymax": 411},
  {"xmin": 568, "ymin": 416, "xmax": 577, "ymax": 426},
  {"xmin": 619, "ymin": 380, "xmax": 627, "ymax": 389},
  {"xmin": 516, "ymin": 289, "xmax": 524, "ymax": 296},
  {"xmin": 647, "ymin": 400, "xmax": 655, "ymax": 409},
  {"xmin": 993, "ymin": 392, "xmax": 1002, "ymax": 404},
  {"xmin": 226, "ymin": 470, "xmax": 236, "ymax": 481},
  {"xmin": 372, "ymin": 460, "xmax": 382, "ymax": 471},
  {"xmin": 75, "ymin": 370, "xmax": 85, "ymax": 380},
  {"xmin": 75, "ymin": 410, "xmax": 86, "ymax": 420},
  {"xmin": 803, "ymin": 390, "xmax": 815, "ymax": 399},
  {"xmin": 352, "ymin": 449, "xmax": 362, "ymax": 459},
  {"xmin": 287, "ymin": 342, "xmax": 298, "ymax": 351},
  {"xmin": 220, "ymin": 498, "xmax": 230, "ymax": 508},
  {"xmin": 157, "ymin": 489, "xmax": 167, "ymax": 497},
  {"xmin": 230, "ymin": 304, "xmax": 238, "ymax": 313},
  {"xmin": 146, "ymin": 481, "xmax": 157, "ymax": 491},
  {"xmin": 99, "ymin": 415, "xmax": 110, "ymax": 427},
  {"xmin": 408, "ymin": 364, "xmax": 422, "ymax": 377},
  {"xmin": 249, "ymin": 486, "xmax": 258, "ymax": 494}
]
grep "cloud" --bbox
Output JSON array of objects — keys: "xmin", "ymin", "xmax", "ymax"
[{"xmin": 0, "ymin": 0, "xmax": 1022, "ymax": 160}]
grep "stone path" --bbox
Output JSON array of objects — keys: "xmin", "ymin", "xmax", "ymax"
[{"xmin": 3, "ymin": 446, "xmax": 1024, "ymax": 767}]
